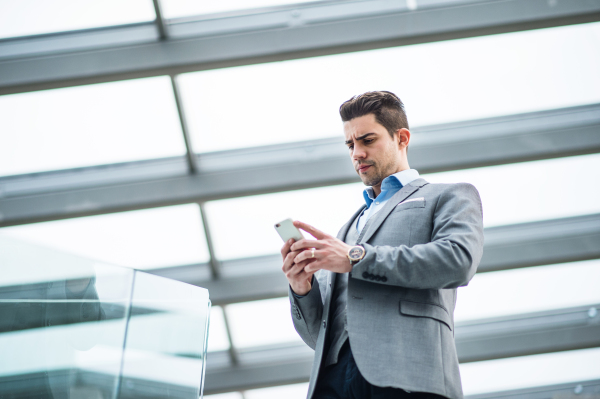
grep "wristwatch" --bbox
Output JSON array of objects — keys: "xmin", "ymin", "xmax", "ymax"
[{"xmin": 347, "ymin": 245, "xmax": 366, "ymax": 264}]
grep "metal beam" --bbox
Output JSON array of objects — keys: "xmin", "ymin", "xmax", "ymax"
[
  {"xmin": 455, "ymin": 304, "xmax": 600, "ymax": 363},
  {"xmin": 152, "ymin": 0, "xmax": 169, "ymax": 40},
  {"xmin": 1, "ymin": 103, "xmax": 599, "ymax": 227},
  {"xmin": 202, "ymin": 304, "xmax": 600, "ymax": 394},
  {"xmin": 479, "ymin": 213, "xmax": 600, "ymax": 273},
  {"xmin": 148, "ymin": 213, "xmax": 600, "ymax": 306},
  {"xmin": 1, "ymin": 0, "xmax": 599, "ymax": 95}
]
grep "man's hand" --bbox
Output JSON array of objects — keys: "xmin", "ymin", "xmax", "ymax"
[
  {"xmin": 291, "ymin": 221, "xmax": 353, "ymax": 274},
  {"xmin": 281, "ymin": 238, "xmax": 317, "ymax": 296}
]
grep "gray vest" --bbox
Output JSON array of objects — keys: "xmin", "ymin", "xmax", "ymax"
[{"xmin": 323, "ymin": 211, "xmax": 364, "ymax": 366}]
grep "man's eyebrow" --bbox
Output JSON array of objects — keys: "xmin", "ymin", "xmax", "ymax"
[{"xmin": 345, "ymin": 133, "xmax": 376, "ymax": 145}]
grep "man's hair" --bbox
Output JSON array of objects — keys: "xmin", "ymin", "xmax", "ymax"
[{"xmin": 339, "ymin": 91, "xmax": 409, "ymax": 137}]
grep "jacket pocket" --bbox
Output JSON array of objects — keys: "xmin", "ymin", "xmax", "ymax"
[
  {"xmin": 394, "ymin": 199, "xmax": 426, "ymax": 211},
  {"xmin": 399, "ymin": 300, "xmax": 452, "ymax": 331}
]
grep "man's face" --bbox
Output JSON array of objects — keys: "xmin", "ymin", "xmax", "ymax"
[{"xmin": 344, "ymin": 113, "xmax": 403, "ymax": 188}]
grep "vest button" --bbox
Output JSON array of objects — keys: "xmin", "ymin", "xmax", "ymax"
[{"xmin": 362, "ymin": 272, "xmax": 369, "ymax": 279}]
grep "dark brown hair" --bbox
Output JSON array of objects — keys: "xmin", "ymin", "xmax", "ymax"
[{"xmin": 339, "ymin": 91, "xmax": 409, "ymax": 137}]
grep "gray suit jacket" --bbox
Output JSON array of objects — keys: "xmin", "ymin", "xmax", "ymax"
[{"xmin": 289, "ymin": 178, "xmax": 484, "ymax": 399}]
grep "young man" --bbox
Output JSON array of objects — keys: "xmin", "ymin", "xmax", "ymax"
[{"xmin": 281, "ymin": 91, "xmax": 484, "ymax": 399}]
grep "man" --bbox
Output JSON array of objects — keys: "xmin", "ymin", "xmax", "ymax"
[{"xmin": 281, "ymin": 91, "xmax": 484, "ymax": 399}]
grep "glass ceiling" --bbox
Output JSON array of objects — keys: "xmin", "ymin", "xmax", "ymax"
[
  {"xmin": 0, "ymin": 204, "xmax": 210, "ymax": 269},
  {"xmin": 0, "ymin": 76, "xmax": 186, "ymax": 177},
  {"xmin": 205, "ymin": 347, "xmax": 600, "ymax": 397},
  {"xmin": 455, "ymin": 259, "xmax": 600, "ymax": 322},
  {"xmin": 461, "ymin": 348, "xmax": 600, "ymax": 395},
  {"xmin": 0, "ymin": 0, "xmax": 155, "ymax": 39},
  {"xmin": 204, "ymin": 153, "xmax": 600, "ymax": 261},
  {"xmin": 179, "ymin": 22, "xmax": 600, "ymax": 154}
]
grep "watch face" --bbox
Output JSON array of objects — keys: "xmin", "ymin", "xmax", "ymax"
[{"xmin": 348, "ymin": 246, "xmax": 364, "ymax": 260}]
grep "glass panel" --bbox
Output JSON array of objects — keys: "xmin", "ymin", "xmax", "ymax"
[
  {"xmin": 119, "ymin": 271, "xmax": 210, "ymax": 399},
  {"xmin": 0, "ymin": 0, "xmax": 155, "ymax": 39},
  {"xmin": 0, "ymin": 77, "xmax": 186, "ymax": 177},
  {"xmin": 461, "ymin": 348, "xmax": 600, "ymax": 395},
  {"xmin": 162, "ymin": 0, "xmax": 322, "ymax": 19},
  {"xmin": 423, "ymin": 153, "xmax": 600, "ymax": 227},
  {"xmin": 455, "ymin": 259, "xmax": 600, "ymax": 322},
  {"xmin": 207, "ymin": 306, "xmax": 231, "ymax": 352},
  {"xmin": 226, "ymin": 297, "xmax": 302, "ymax": 349},
  {"xmin": 204, "ymin": 183, "xmax": 364, "ymax": 260},
  {"xmin": 245, "ymin": 382, "xmax": 310, "ymax": 399},
  {"xmin": 0, "ymin": 204, "xmax": 210, "ymax": 269},
  {"xmin": 179, "ymin": 22, "xmax": 600, "ymax": 153},
  {"xmin": 0, "ymin": 235, "xmax": 211, "ymax": 399}
]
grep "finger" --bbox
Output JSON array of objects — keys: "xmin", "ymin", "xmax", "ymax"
[
  {"xmin": 294, "ymin": 248, "xmax": 319, "ymax": 264},
  {"xmin": 290, "ymin": 238, "xmax": 326, "ymax": 251},
  {"xmin": 282, "ymin": 250, "xmax": 302, "ymax": 272},
  {"xmin": 280, "ymin": 238, "xmax": 294, "ymax": 259},
  {"xmin": 293, "ymin": 220, "xmax": 329, "ymax": 240},
  {"xmin": 304, "ymin": 261, "xmax": 323, "ymax": 274}
]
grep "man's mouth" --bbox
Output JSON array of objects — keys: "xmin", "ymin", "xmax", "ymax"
[{"xmin": 357, "ymin": 164, "xmax": 372, "ymax": 173}]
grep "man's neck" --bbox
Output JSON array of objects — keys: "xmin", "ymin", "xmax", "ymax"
[{"xmin": 372, "ymin": 166, "xmax": 410, "ymax": 196}]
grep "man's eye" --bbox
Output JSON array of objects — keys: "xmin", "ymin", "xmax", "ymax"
[
  {"xmin": 364, "ymin": 139, "xmax": 373, "ymax": 144},
  {"xmin": 347, "ymin": 145, "xmax": 354, "ymax": 150}
]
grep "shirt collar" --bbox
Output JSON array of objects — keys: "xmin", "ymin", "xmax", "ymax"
[{"xmin": 362, "ymin": 169, "xmax": 420, "ymax": 207}]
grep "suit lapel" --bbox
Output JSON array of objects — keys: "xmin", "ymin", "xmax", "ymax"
[
  {"xmin": 337, "ymin": 205, "xmax": 366, "ymax": 240},
  {"xmin": 358, "ymin": 178, "xmax": 428, "ymax": 244},
  {"xmin": 325, "ymin": 205, "xmax": 365, "ymax": 307}
]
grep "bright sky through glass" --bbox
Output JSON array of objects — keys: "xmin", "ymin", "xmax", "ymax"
[
  {"xmin": 0, "ymin": 77, "xmax": 186, "ymax": 177},
  {"xmin": 0, "ymin": 0, "xmax": 155, "ymax": 39},
  {"xmin": 207, "ymin": 306, "xmax": 230, "ymax": 352},
  {"xmin": 226, "ymin": 297, "xmax": 303, "ymax": 348},
  {"xmin": 460, "ymin": 348, "xmax": 600, "ymax": 395},
  {"xmin": 455, "ymin": 259, "xmax": 600, "ymax": 322},
  {"xmin": 161, "ymin": 0, "xmax": 322, "ymax": 19},
  {"xmin": 205, "ymin": 154, "xmax": 600, "ymax": 261},
  {"xmin": 0, "ymin": 204, "xmax": 210, "ymax": 269},
  {"xmin": 423, "ymin": 153, "xmax": 600, "ymax": 227},
  {"xmin": 245, "ymin": 382, "xmax": 309, "ymax": 399},
  {"xmin": 179, "ymin": 22, "xmax": 600, "ymax": 153}
]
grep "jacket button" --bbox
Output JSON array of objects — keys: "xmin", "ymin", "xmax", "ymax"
[
  {"xmin": 323, "ymin": 321, "xmax": 327, "ymax": 328},
  {"xmin": 362, "ymin": 272, "xmax": 369, "ymax": 279}
]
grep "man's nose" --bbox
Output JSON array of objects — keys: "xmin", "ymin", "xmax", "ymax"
[{"xmin": 352, "ymin": 145, "xmax": 366, "ymax": 160}]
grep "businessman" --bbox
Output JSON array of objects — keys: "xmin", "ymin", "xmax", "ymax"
[{"xmin": 281, "ymin": 91, "xmax": 484, "ymax": 399}]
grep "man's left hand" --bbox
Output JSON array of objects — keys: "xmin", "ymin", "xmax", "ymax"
[{"xmin": 291, "ymin": 221, "xmax": 353, "ymax": 274}]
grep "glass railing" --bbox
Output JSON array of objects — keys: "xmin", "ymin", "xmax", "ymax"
[{"xmin": 0, "ymin": 236, "xmax": 210, "ymax": 399}]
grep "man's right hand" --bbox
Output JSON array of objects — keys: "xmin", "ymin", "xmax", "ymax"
[{"xmin": 281, "ymin": 238, "xmax": 317, "ymax": 296}]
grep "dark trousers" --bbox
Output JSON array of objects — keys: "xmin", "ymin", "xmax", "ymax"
[{"xmin": 314, "ymin": 341, "xmax": 447, "ymax": 399}]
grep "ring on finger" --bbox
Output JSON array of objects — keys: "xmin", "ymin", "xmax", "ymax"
[{"xmin": 311, "ymin": 248, "xmax": 315, "ymax": 258}]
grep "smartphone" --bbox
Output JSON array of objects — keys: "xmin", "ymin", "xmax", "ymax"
[{"xmin": 275, "ymin": 218, "xmax": 304, "ymax": 243}]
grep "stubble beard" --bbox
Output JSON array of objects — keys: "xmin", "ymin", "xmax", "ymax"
[
  {"xmin": 358, "ymin": 153, "xmax": 400, "ymax": 189},
  {"xmin": 359, "ymin": 163, "xmax": 385, "ymax": 187}
]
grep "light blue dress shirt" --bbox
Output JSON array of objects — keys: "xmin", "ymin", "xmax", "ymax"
[{"xmin": 356, "ymin": 169, "xmax": 420, "ymax": 233}]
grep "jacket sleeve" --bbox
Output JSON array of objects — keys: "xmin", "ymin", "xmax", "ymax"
[
  {"xmin": 288, "ymin": 275, "xmax": 323, "ymax": 350},
  {"xmin": 351, "ymin": 183, "xmax": 484, "ymax": 289}
]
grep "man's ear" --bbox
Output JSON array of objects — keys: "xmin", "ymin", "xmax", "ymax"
[{"xmin": 396, "ymin": 128, "xmax": 410, "ymax": 149}]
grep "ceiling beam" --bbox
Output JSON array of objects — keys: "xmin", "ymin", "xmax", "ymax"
[
  {"xmin": 1, "ymin": 0, "xmax": 599, "ymax": 95},
  {"xmin": 1, "ymin": 103, "xmax": 599, "ymax": 227},
  {"xmin": 148, "ymin": 213, "xmax": 600, "ymax": 306},
  {"xmin": 203, "ymin": 304, "xmax": 600, "ymax": 394}
]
